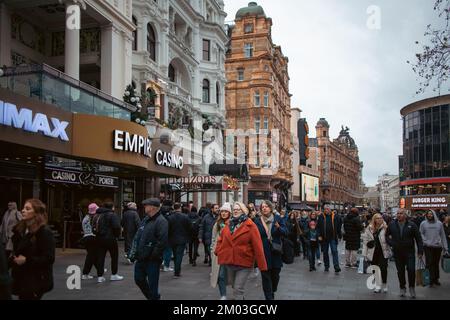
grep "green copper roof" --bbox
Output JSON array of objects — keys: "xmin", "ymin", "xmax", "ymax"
[{"xmin": 235, "ymin": 2, "xmax": 266, "ymax": 19}]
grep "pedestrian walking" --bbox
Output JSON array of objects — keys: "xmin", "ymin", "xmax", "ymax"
[
  {"xmin": 309, "ymin": 211, "xmax": 321, "ymax": 264},
  {"xmin": 160, "ymin": 200, "xmax": 174, "ymax": 272},
  {"xmin": 199, "ymin": 203, "xmax": 219, "ymax": 266},
  {"xmin": 166, "ymin": 203, "xmax": 192, "ymax": 278},
  {"xmin": 215, "ymin": 202, "xmax": 267, "ymax": 300},
  {"xmin": 343, "ymin": 207, "xmax": 363, "ymax": 268},
  {"xmin": 305, "ymin": 221, "xmax": 320, "ymax": 271},
  {"xmin": 386, "ymin": 209, "xmax": 423, "ymax": 298},
  {"xmin": 131, "ymin": 198, "xmax": 168, "ymax": 300},
  {"xmin": 0, "ymin": 202, "xmax": 22, "ymax": 257},
  {"xmin": 317, "ymin": 205, "xmax": 342, "ymax": 273},
  {"xmin": 419, "ymin": 210, "xmax": 448, "ymax": 287},
  {"xmin": 362, "ymin": 213, "xmax": 391, "ymax": 293},
  {"xmin": 94, "ymin": 202, "xmax": 124, "ymax": 283},
  {"xmin": 287, "ymin": 212, "xmax": 301, "ymax": 257},
  {"xmin": 255, "ymin": 200, "xmax": 288, "ymax": 300},
  {"xmin": 10, "ymin": 199, "xmax": 55, "ymax": 300},
  {"xmin": 121, "ymin": 202, "xmax": 141, "ymax": 263},
  {"xmin": 81, "ymin": 203, "xmax": 99, "ymax": 279},
  {"xmin": 188, "ymin": 206, "xmax": 201, "ymax": 266},
  {"xmin": 210, "ymin": 203, "xmax": 232, "ymax": 300},
  {"xmin": 298, "ymin": 211, "xmax": 309, "ymax": 259}
]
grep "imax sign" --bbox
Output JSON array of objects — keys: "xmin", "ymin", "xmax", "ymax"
[{"xmin": 0, "ymin": 100, "xmax": 70, "ymax": 141}]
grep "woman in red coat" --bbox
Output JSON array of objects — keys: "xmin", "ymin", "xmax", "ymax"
[{"xmin": 215, "ymin": 202, "xmax": 267, "ymax": 300}]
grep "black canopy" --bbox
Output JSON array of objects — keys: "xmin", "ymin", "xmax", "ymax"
[
  {"xmin": 287, "ymin": 202, "xmax": 314, "ymax": 211},
  {"xmin": 208, "ymin": 163, "xmax": 249, "ymax": 181}
]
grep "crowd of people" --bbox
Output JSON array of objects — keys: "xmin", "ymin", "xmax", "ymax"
[{"xmin": 0, "ymin": 198, "xmax": 449, "ymax": 300}]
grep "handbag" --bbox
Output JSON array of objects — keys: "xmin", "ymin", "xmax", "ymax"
[
  {"xmin": 416, "ymin": 258, "xmax": 430, "ymax": 287},
  {"xmin": 271, "ymin": 241, "xmax": 283, "ymax": 254},
  {"xmin": 441, "ymin": 253, "xmax": 450, "ymax": 273}
]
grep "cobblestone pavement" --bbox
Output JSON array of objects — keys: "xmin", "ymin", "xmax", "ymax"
[{"xmin": 43, "ymin": 242, "xmax": 450, "ymax": 300}]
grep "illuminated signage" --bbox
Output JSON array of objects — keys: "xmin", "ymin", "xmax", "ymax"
[
  {"xmin": 155, "ymin": 150, "xmax": 183, "ymax": 170},
  {"xmin": 113, "ymin": 130, "xmax": 151, "ymax": 157},
  {"xmin": 0, "ymin": 100, "xmax": 69, "ymax": 141}
]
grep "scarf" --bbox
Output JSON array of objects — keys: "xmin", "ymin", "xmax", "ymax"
[
  {"xmin": 229, "ymin": 214, "xmax": 248, "ymax": 235},
  {"xmin": 262, "ymin": 214, "xmax": 274, "ymax": 241}
]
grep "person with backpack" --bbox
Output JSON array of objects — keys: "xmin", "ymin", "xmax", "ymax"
[
  {"xmin": 254, "ymin": 200, "xmax": 288, "ymax": 300},
  {"xmin": 317, "ymin": 204, "xmax": 343, "ymax": 273},
  {"xmin": 93, "ymin": 202, "xmax": 124, "ymax": 283},
  {"xmin": 121, "ymin": 202, "xmax": 141, "ymax": 263},
  {"xmin": 131, "ymin": 198, "xmax": 168, "ymax": 300},
  {"xmin": 81, "ymin": 203, "xmax": 99, "ymax": 280},
  {"xmin": 0, "ymin": 202, "xmax": 22, "ymax": 257},
  {"xmin": 166, "ymin": 203, "xmax": 192, "ymax": 278},
  {"xmin": 199, "ymin": 203, "xmax": 218, "ymax": 266},
  {"xmin": 188, "ymin": 206, "xmax": 201, "ymax": 266}
]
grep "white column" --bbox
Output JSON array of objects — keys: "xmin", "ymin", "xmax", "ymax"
[
  {"xmin": 65, "ymin": 3, "xmax": 80, "ymax": 79},
  {"xmin": 0, "ymin": 4, "xmax": 11, "ymax": 67}
]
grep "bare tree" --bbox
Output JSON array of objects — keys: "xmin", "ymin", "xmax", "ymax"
[{"xmin": 408, "ymin": 0, "xmax": 450, "ymax": 94}]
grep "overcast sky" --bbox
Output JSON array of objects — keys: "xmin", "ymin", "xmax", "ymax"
[{"xmin": 223, "ymin": 0, "xmax": 441, "ymax": 186}]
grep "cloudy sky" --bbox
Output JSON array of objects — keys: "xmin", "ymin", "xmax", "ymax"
[{"xmin": 223, "ymin": 0, "xmax": 442, "ymax": 185}]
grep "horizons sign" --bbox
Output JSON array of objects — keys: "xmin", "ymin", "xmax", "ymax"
[
  {"xmin": 113, "ymin": 130, "xmax": 151, "ymax": 158},
  {"xmin": 0, "ymin": 100, "xmax": 70, "ymax": 141}
]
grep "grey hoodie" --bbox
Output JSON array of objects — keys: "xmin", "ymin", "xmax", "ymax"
[{"xmin": 419, "ymin": 211, "xmax": 448, "ymax": 250}]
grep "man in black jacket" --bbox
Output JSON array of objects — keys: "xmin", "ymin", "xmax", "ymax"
[
  {"xmin": 166, "ymin": 203, "xmax": 192, "ymax": 277},
  {"xmin": 188, "ymin": 206, "xmax": 201, "ymax": 266},
  {"xmin": 134, "ymin": 198, "xmax": 168, "ymax": 300},
  {"xmin": 121, "ymin": 202, "xmax": 141, "ymax": 263},
  {"xmin": 94, "ymin": 202, "xmax": 123, "ymax": 283},
  {"xmin": 317, "ymin": 205, "xmax": 342, "ymax": 273},
  {"xmin": 386, "ymin": 209, "xmax": 423, "ymax": 298}
]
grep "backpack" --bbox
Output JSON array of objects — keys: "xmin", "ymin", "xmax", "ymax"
[{"xmin": 91, "ymin": 214, "xmax": 103, "ymax": 236}]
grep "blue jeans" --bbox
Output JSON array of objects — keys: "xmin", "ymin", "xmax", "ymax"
[
  {"xmin": 322, "ymin": 239, "xmax": 340, "ymax": 271},
  {"xmin": 172, "ymin": 244, "xmax": 186, "ymax": 276},
  {"xmin": 163, "ymin": 247, "xmax": 172, "ymax": 268},
  {"xmin": 218, "ymin": 265, "xmax": 227, "ymax": 297},
  {"xmin": 134, "ymin": 261, "xmax": 161, "ymax": 300}
]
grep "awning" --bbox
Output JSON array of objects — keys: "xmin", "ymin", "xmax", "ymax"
[
  {"xmin": 287, "ymin": 202, "xmax": 314, "ymax": 211},
  {"xmin": 208, "ymin": 163, "xmax": 249, "ymax": 181}
]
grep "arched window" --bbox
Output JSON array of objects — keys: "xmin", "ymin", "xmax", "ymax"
[
  {"xmin": 132, "ymin": 16, "xmax": 137, "ymax": 51},
  {"xmin": 168, "ymin": 63, "xmax": 175, "ymax": 82},
  {"xmin": 216, "ymin": 82, "xmax": 220, "ymax": 106},
  {"xmin": 147, "ymin": 23, "xmax": 156, "ymax": 61},
  {"xmin": 202, "ymin": 79, "xmax": 210, "ymax": 103}
]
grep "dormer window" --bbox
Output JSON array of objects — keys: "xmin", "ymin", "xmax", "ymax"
[{"xmin": 244, "ymin": 23, "xmax": 254, "ymax": 33}]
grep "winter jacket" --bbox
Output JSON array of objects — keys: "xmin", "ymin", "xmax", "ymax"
[
  {"xmin": 343, "ymin": 212, "xmax": 363, "ymax": 250},
  {"xmin": 362, "ymin": 224, "xmax": 391, "ymax": 261},
  {"xmin": 188, "ymin": 212, "xmax": 201, "ymax": 240},
  {"xmin": 255, "ymin": 214, "xmax": 288, "ymax": 269},
  {"xmin": 317, "ymin": 212, "xmax": 342, "ymax": 241},
  {"xmin": 0, "ymin": 242, "xmax": 11, "ymax": 299},
  {"xmin": 215, "ymin": 218, "xmax": 267, "ymax": 271},
  {"xmin": 134, "ymin": 211, "xmax": 168, "ymax": 262},
  {"xmin": 305, "ymin": 229, "xmax": 320, "ymax": 247},
  {"xmin": 386, "ymin": 219, "xmax": 423, "ymax": 255},
  {"xmin": 199, "ymin": 212, "xmax": 217, "ymax": 246},
  {"xmin": 10, "ymin": 225, "xmax": 55, "ymax": 297},
  {"xmin": 82, "ymin": 215, "xmax": 94, "ymax": 237},
  {"xmin": 419, "ymin": 212, "xmax": 448, "ymax": 250},
  {"xmin": 167, "ymin": 211, "xmax": 192, "ymax": 246},
  {"xmin": 298, "ymin": 216, "xmax": 309, "ymax": 233},
  {"xmin": 121, "ymin": 209, "xmax": 141, "ymax": 239},
  {"xmin": 94, "ymin": 208, "xmax": 121, "ymax": 240},
  {"xmin": 210, "ymin": 221, "xmax": 227, "ymax": 288},
  {"xmin": 0, "ymin": 209, "xmax": 22, "ymax": 251}
]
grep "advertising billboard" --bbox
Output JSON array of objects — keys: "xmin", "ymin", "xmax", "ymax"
[{"xmin": 301, "ymin": 174, "xmax": 319, "ymax": 203}]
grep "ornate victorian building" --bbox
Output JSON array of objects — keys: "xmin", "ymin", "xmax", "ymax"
[
  {"xmin": 225, "ymin": 2, "xmax": 292, "ymax": 208},
  {"xmin": 315, "ymin": 118, "xmax": 363, "ymax": 209}
]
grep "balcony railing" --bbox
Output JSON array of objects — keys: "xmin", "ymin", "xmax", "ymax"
[{"xmin": 0, "ymin": 64, "xmax": 136, "ymax": 120}]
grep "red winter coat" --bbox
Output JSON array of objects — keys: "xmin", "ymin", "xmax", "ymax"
[{"xmin": 215, "ymin": 218, "xmax": 267, "ymax": 271}]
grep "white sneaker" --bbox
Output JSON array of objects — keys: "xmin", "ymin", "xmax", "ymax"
[
  {"xmin": 110, "ymin": 274, "xmax": 124, "ymax": 281},
  {"xmin": 382, "ymin": 284, "xmax": 388, "ymax": 293},
  {"xmin": 163, "ymin": 267, "xmax": 174, "ymax": 272},
  {"xmin": 97, "ymin": 276, "xmax": 106, "ymax": 283},
  {"xmin": 220, "ymin": 296, "xmax": 227, "ymax": 300},
  {"xmin": 126, "ymin": 258, "xmax": 133, "ymax": 264},
  {"xmin": 374, "ymin": 286, "xmax": 381, "ymax": 293},
  {"xmin": 317, "ymin": 260, "xmax": 322, "ymax": 265},
  {"xmin": 81, "ymin": 274, "xmax": 94, "ymax": 280}
]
